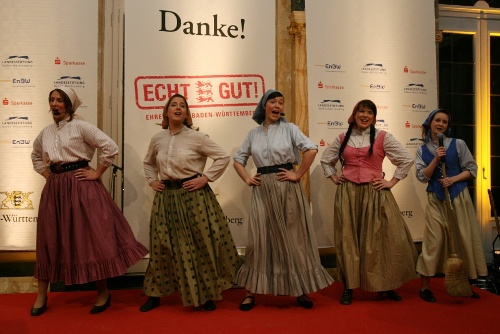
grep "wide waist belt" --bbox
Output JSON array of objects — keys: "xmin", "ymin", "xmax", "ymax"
[
  {"xmin": 50, "ymin": 160, "xmax": 89, "ymax": 174},
  {"xmin": 162, "ymin": 174, "xmax": 199, "ymax": 189},
  {"xmin": 257, "ymin": 163, "xmax": 294, "ymax": 175}
]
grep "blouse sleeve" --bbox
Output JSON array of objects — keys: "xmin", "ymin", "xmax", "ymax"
[
  {"xmin": 80, "ymin": 121, "xmax": 118, "ymax": 167},
  {"xmin": 456, "ymin": 138, "xmax": 477, "ymax": 178},
  {"xmin": 289, "ymin": 123, "xmax": 318, "ymax": 152},
  {"xmin": 320, "ymin": 135, "xmax": 342, "ymax": 178},
  {"xmin": 233, "ymin": 131, "xmax": 253, "ymax": 166},
  {"xmin": 383, "ymin": 132, "xmax": 414, "ymax": 180},
  {"xmin": 143, "ymin": 136, "xmax": 159, "ymax": 185},
  {"xmin": 199, "ymin": 134, "xmax": 230, "ymax": 181},
  {"xmin": 414, "ymin": 146, "xmax": 429, "ymax": 183},
  {"xmin": 31, "ymin": 131, "xmax": 46, "ymax": 175}
]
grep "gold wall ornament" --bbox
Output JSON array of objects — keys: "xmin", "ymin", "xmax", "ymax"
[
  {"xmin": 288, "ymin": 21, "xmax": 306, "ymax": 40},
  {"xmin": 0, "ymin": 191, "xmax": 34, "ymax": 210},
  {"xmin": 436, "ymin": 30, "xmax": 443, "ymax": 43}
]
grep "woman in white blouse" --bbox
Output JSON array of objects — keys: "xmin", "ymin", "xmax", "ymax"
[
  {"xmin": 140, "ymin": 94, "xmax": 240, "ymax": 312},
  {"xmin": 30, "ymin": 87, "xmax": 148, "ymax": 316},
  {"xmin": 233, "ymin": 89, "xmax": 333, "ymax": 311},
  {"xmin": 320, "ymin": 99, "xmax": 417, "ymax": 305}
]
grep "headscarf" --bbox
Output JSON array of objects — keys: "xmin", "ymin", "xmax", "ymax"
[
  {"xmin": 252, "ymin": 89, "xmax": 286, "ymax": 125},
  {"xmin": 422, "ymin": 108, "xmax": 451, "ymax": 142},
  {"xmin": 57, "ymin": 86, "xmax": 82, "ymax": 112}
]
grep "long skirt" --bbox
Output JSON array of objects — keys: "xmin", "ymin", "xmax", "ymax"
[
  {"xmin": 35, "ymin": 171, "xmax": 148, "ymax": 284},
  {"xmin": 235, "ymin": 174, "xmax": 334, "ymax": 296},
  {"xmin": 416, "ymin": 190, "xmax": 488, "ymax": 279},
  {"xmin": 142, "ymin": 185, "xmax": 240, "ymax": 307},
  {"xmin": 334, "ymin": 182, "xmax": 418, "ymax": 292}
]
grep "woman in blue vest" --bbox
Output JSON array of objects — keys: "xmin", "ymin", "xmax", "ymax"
[{"xmin": 415, "ymin": 108, "xmax": 487, "ymax": 302}]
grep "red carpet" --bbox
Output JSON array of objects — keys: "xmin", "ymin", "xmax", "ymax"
[{"xmin": 1, "ymin": 278, "xmax": 498, "ymax": 334}]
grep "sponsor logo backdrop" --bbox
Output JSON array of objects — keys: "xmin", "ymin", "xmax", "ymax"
[
  {"xmin": 123, "ymin": 0, "xmax": 275, "ymax": 250},
  {"xmin": 306, "ymin": 0, "xmax": 437, "ymax": 245},
  {"xmin": 0, "ymin": 0, "xmax": 98, "ymax": 250}
]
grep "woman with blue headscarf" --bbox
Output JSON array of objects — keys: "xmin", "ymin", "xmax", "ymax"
[
  {"xmin": 415, "ymin": 109, "xmax": 487, "ymax": 302},
  {"xmin": 233, "ymin": 89, "xmax": 333, "ymax": 311}
]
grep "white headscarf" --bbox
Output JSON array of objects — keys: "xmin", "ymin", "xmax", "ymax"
[{"xmin": 57, "ymin": 86, "xmax": 82, "ymax": 112}]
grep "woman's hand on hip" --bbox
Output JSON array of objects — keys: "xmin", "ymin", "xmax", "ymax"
[
  {"xmin": 277, "ymin": 168, "xmax": 298, "ymax": 182},
  {"xmin": 183, "ymin": 175, "xmax": 209, "ymax": 191},
  {"xmin": 75, "ymin": 168, "xmax": 100, "ymax": 181},
  {"xmin": 150, "ymin": 180, "xmax": 165, "ymax": 192}
]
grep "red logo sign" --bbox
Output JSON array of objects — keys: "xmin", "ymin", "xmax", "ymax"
[{"xmin": 134, "ymin": 74, "xmax": 265, "ymax": 109}]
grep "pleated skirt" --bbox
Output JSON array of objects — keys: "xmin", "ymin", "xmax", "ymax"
[
  {"xmin": 235, "ymin": 174, "xmax": 334, "ymax": 296},
  {"xmin": 334, "ymin": 182, "xmax": 418, "ymax": 292},
  {"xmin": 35, "ymin": 171, "xmax": 148, "ymax": 285},
  {"xmin": 416, "ymin": 190, "xmax": 488, "ymax": 279},
  {"xmin": 142, "ymin": 185, "xmax": 240, "ymax": 307}
]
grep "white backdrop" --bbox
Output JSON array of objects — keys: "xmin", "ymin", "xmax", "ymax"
[
  {"xmin": 0, "ymin": 0, "xmax": 439, "ymax": 252},
  {"xmin": 0, "ymin": 0, "xmax": 98, "ymax": 250},
  {"xmin": 123, "ymin": 0, "xmax": 276, "ymax": 250},
  {"xmin": 306, "ymin": 0, "xmax": 438, "ymax": 246}
]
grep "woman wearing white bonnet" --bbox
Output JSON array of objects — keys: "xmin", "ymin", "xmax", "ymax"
[
  {"xmin": 57, "ymin": 86, "xmax": 82, "ymax": 113},
  {"xmin": 29, "ymin": 86, "xmax": 148, "ymax": 316}
]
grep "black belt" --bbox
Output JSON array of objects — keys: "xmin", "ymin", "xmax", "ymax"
[
  {"xmin": 257, "ymin": 163, "xmax": 294, "ymax": 174},
  {"xmin": 162, "ymin": 174, "xmax": 199, "ymax": 189},
  {"xmin": 50, "ymin": 160, "xmax": 89, "ymax": 174}
]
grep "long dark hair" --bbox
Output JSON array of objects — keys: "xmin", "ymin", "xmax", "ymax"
[{"xmin": 338, "ymin": 99, "xmax": 377, "ymax": 166}]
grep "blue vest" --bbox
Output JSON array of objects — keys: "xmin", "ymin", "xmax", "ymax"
[{"xmin": 421, "ymin": 138, "xmax": 467, "ymax": 201}]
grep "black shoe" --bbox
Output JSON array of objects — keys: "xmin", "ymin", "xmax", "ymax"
[
  {"xmin": 471, "ymin": 291, "xmax": 480, "ymax": 299},
  {"xmin": 297, "ymin": 295, "xmax": 314, "ymax": 309},
  {"xmin": 202, "ymin": 300, "xmax": 216, "ymax": 311},
  {"xmin": 378, "ymin": 290, "xmax": 402, "ymax": 301},
  {"xmin": 239, "ymin": 296, "xmax": 255, "ymax": 311},
  {"xmin": 419, "ymin": 289, "xmax": 436, "ymax": 303},
  {"xmin": 140, "ymin": 297, "xmax": 160, "ymax": 312},
  {"xmin": 30, "ymin": 297, "xmax": 48, "ymax": 316},
  {"xmin": 90, "ymin": 293, "xmax": 111, "ymax": 314},
  {"xmin": 340, "ymin": 289, "xmax": 353, "ymax": 305}
]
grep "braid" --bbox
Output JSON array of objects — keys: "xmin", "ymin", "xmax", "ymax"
[
  {"xmin": 339, "ymin": 123, "xmax": 354, "ymax": 166},
  {"xmin": 368, "ymin": 124, "xmax": 375, "ymax": 155}
]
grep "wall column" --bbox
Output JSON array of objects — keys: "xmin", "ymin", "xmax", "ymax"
[{"xmin": 288, "ymin": 11, "xmax": 311, "ymax": 200}]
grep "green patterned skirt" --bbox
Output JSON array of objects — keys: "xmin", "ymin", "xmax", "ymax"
[{"xmin": 143, "ymin": 185, "xmax": 241, "ymax": 307}]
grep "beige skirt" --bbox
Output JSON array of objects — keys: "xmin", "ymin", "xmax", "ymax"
[
  {"xmin": 334, "ymin": 182, "xmax": 418, "ymax": 291},
  {"xmin": 416, "ymin": 190, "xmax": 488, "ymax": 279},
  {"xmin": 235, "ymin": 174, "xmax": 334, "ymax": 296}
]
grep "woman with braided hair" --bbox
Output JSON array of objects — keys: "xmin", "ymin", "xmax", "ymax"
[{"xmin": 320, "ymin": 99, "xmax": 417, "ymax": 305}]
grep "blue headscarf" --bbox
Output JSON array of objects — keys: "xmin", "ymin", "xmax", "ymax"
[
  {"xmin": 422, "ymin": 108, "xmax": 451, "ymax": 142},
  {"xmin": 252, "ymin": 89, "xmax": 286, "ymax": 125}
]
